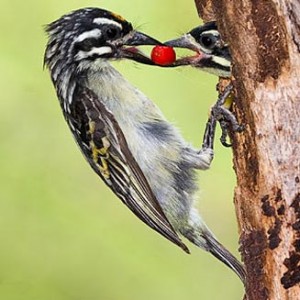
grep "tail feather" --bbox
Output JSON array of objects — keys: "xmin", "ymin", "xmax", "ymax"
[
  {"xmin": 204, "ymin": 232, "xmax": 246, "ymax": 285},
  {"xmin": 181, "ymin": 225, "xmax": 246, "ymax": 285}
]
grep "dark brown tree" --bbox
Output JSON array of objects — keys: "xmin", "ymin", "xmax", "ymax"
[{"xmin": 194, "ymin": 1, "xmax": 300, "ymax": 299}]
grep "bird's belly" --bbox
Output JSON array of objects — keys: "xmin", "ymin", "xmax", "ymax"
[{"xmin": 121, "ymin": 122, "xmax": 193, "ymax": 228}]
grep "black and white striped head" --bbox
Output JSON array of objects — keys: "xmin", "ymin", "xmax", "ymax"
[
  {"xmin": 44, "ymin": 8, "xmax": 160, "ymax": 71},
  {"xmin": 165, "ymin": 22, "xmax": 231, "ymax": 77}
]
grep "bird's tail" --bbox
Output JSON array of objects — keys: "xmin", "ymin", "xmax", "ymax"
[
  {"xmin": 180, "ymin": 216, "xmax": 246, "ymax": 285},
  {"xmin": 203, "ymin": 231, "xmax": 246, "ymax": 285}
]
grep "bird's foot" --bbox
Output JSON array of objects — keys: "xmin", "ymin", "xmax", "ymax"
[{"xmin": 210, "ymin": 84, "xmax": 244, "ymax": 147}]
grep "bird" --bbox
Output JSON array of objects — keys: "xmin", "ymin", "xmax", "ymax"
[
  {"xmin": 165, "ymin": 21, "xmax": 244, "ymax": 147},
  {"xmin": 165, "ymin": 21, "xmax": 231, "ymax": 77},
  {"xmin": 44, "ymin": 8, "xmax": 246, "ymax": 284}
]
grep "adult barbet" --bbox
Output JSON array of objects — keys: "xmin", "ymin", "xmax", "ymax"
[{"xmin": 44, "ymin": 8, "xmax": 245, "ymax": 284}]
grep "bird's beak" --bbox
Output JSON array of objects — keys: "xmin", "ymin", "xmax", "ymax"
[
  {"xmin": 165, "ymin": 34, "xmax": 200, "ymax": 52},
  {"xmin": 115, "ymin": 31, "xmax": 162, "ymax": 65},
  {"xmin": 163, "ymin": 34, "xmax": 208, "ymax": 67},
  {"xmin": 123, "ymin": 31, "xmax": 161, "ymax": 47},
  {"xmin": 164, "ymin": 34, "xmax": 231, "ymax": 78}
]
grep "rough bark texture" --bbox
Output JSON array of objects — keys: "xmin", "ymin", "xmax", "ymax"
[{"xmin": 195, "ymin": 1, "xmax": 300, "ymax": 299}]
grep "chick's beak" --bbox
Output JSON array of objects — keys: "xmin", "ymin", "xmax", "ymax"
[
  {"xmin": 164, "ymin": 34, "xmax": 207, "ymax": 67},
  {"xmin": 165, "ymin": 34, "xmax": 231, "ymax": 76},
  {"xmin": 116, "ymin": 31, "xmax": 162, "ymax": 65},
  {"xmin": 165, "ymin": 34, "xmax": 199, "ymax": 52}
]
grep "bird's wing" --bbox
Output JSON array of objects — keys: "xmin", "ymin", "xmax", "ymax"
[{"xmin": 69, "ymin": 86, "xmax": 189, "ymax": 253}]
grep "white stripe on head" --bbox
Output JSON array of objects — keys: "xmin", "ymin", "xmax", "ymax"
[
  {"xmin": 211, "ymin": 56, "xmax": 231, "ymax": 67},
  {"xmin": 75, "ymin": 29, "xmax": 102, "ymax": 43},
  {"xmin": 202, "ymin": 29, "xmax": 220, "ymax": 37},
  {"xmin": 93, "ymin": 18, "xmax": 123, "ymax": 29},
  {"xmin": 76, "ymin": 46, "xmax": 112, "ymax": 60}
]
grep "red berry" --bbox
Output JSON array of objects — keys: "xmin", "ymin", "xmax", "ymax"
[{"xmin": 151, "ymin": 46, "xmax": 176, "ymax": 65}]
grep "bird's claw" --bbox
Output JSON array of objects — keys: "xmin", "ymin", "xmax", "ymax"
[
  {"xmin": 201, "ymin": 83, "xmax": 244, "ymax": 149},
  {"xmin": 211, "ymin": 84, "xmax": 244, "ymax": 148}
]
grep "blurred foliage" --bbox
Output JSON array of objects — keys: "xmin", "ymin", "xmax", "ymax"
[{"xmin": 0, "ymin": 0, "xmax": 243, "ymax": 299}]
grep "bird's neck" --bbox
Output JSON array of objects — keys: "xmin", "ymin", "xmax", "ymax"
[{"xmin": 84, "ymin": 62, "xmax": 162, "ymax": 123}]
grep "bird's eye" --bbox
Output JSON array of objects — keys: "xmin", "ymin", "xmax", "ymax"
[
  {"xmin": 199, "ymin": 34, "xmax": 218, "ymax": 49},
  {"xmin": 105, "ymin": 27, "xmax": 120, "ymax": 40}
]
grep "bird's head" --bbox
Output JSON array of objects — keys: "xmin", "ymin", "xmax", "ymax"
[
  {"xmin": 165, "ymin": 22, "xmax": 231, "ymax": 77},
  {"xmin": 44, "ymin": 8, "xmax": 160, "ymax": 71}
]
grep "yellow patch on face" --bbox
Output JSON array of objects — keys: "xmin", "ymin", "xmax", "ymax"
[{"xmin": 111, "ymin": 12, "xmax": 126, "ymax": 22}]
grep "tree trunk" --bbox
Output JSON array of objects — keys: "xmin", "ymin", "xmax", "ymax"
[{"xmin": 194, "ymin": 1, "xmax": 300, "ymax": 299}]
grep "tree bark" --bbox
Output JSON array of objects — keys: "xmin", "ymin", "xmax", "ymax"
[{"xmin": 194, "ymin": 1, "xmax": 300, "ymax": 299}]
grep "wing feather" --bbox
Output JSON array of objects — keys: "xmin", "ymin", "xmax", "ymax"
[{"xmin": 69, "ymin": 86, "xmax": 189, "ymax": 253}]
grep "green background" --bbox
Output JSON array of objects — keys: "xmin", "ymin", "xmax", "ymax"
[{"xmin": 0, "ymin": 0, "xmax": 244, "ymax": 299}]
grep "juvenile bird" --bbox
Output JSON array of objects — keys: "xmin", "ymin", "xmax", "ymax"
[
  {"xmin": 44, "ymin": 8, "xmax": 245, "ymax": 284},
  {"xmin": 165, "ymin": 21, "xmax": 243, "ymax": 146}
]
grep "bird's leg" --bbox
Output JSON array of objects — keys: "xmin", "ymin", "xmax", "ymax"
[
  {"xmin": 219, "ymin": 119, "xmax": 231, "ymax": 148},
  {"xmin": 207, "ymin": 83, "xmax": 244, "ymax": 147},
  {"xmin": 194, "ymin": 84, "xmax": 243, "ymax": 169},
  {"xmin": 190, "ymin": 113, "xmax": 216, "ymax": 171},
  {"xmin": 196, "ymin": 97, "xmax": 219, "ymax": 170},
  {"xmin": 201, "ymin": 113, "xmax": 217, "ymax": 150}
]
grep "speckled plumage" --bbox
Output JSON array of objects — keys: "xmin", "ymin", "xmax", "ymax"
[{"xmin": 44, "ymin": 7, "xmax": 245, "ymax": 284}]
